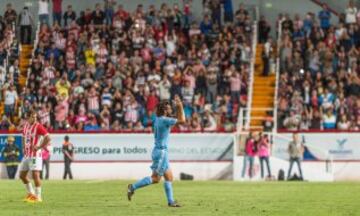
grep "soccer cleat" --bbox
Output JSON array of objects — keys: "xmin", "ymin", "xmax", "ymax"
[
  {"xmin": 127, "ymin": 184, "xmax": 134, "ymax": 201},
  {"xmin": 25, "ymin": 195, "xmax": 39, "ymax": 203},
  {"xmin": 23, "ymin": 193, "xmax": 36, "ymax": 202},
  {"xmin": 168, "ymin": 201, "xmax": 181, "ymax": 207}
]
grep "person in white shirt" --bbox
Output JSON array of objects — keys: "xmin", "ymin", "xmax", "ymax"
[
  {"xmin": 159, "ymin": 75, "xmax": 171, "ymax": 101},
  {"xmin": 38, "ymin": 0, "xmax": 50, "ymax": 25},
  {"xmin": 204, "ymin": 110, "xmax": 217, "ymax": 131},
  {"xmin": 337, "ymin": 114, "xmax": 351, "ymax": 130},
  {"xmin": 4, "ymin": 85, "xmax": 18, "ymax": 119},
  {"xmin": 165, "ymin": 32, "xmax": 177, "ymax": 56},
  {"xmin": 345, "ymin": 0, "xmax": 358, "ymax": 24}
]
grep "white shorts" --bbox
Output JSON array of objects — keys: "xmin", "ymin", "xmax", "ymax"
[{"xmin": 19, "ymin": 157, "xmax": 43, "ymax": 171}]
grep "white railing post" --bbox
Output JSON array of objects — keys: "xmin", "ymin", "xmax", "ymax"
[
  {"xmin": 245, "ymin": 20, "xmax": 258, "ymax": 131},
  {"xmin": 238, "ymin": 108, "xmax": 244, "ymax": 133},
  {"xmin": 273, "ymin": 19, "xmax": 282, "ymax": 132}
]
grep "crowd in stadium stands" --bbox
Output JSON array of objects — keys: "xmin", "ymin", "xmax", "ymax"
[
  {"xmin": 277, "ymin": 1, "xmax": 360, "ymax": 131},
  {"xmin": 0, "ymin": 0, "xmax": 253, "ymax": 132}
]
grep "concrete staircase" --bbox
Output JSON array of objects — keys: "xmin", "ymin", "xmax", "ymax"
[
  {"xmin": 19, "ymin": 45, "xmax": 33, "ymax": 88},
  {"xmin": 0, "ymin": 45, "xmax": 33, "ymax": 121},
  {"xmin": 249, "ymin": 44, "xmax": 276, "ymax": 129}
]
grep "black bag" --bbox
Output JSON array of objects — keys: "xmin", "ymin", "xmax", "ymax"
[{"xmin": 278, "ymin": 169, "xmax": 285, "ymax": 181}]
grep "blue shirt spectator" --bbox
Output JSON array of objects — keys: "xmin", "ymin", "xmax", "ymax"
[
  {"xmin": 318, "ymin": 7, "xmax": 331, "ymax": 30},
  {"xmin": 200, "ymin": 16, "xmax": 213, "ymax": 35}
]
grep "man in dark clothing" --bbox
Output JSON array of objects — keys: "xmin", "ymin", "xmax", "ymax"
[
  {"xmin": 62, "ymin": 135, "xmax": 74, "ymax": 179},
  {"xmin": 258, "ymin": 16, "xmax": 271, "ymax": 43},
  {"xmin": 1, "ymin": 136, "xmax": 20, "ymax": 179}
]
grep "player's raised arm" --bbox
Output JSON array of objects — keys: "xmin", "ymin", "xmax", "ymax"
[{"xmin": 174, "ymin": 95, "xmax": 185, "ymax": 124}]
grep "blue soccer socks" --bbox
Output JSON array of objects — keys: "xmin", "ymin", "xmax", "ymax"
[
  {"xmin": 164, "ymin": 181, "xmax": 175, "ymax": 204},
  {"xmin": 132, "ymin": 176, "xmax": 153, "ymax": 191}
]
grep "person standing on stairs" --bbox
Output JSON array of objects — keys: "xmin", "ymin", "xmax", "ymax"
[
  {"xmin": 38, "ymin": 0, "xmax": 50, "ymax": 26},
  {"xmin": 258, "ymin": 15, "xmax": 271, "ymax": 44},
  {"xmin": 18, "ymin": 7, "xmax": 34, "ymax": 45},
  {"xmin": 262, "ymin": 38, "xmax": 273, "ymax": 76}
]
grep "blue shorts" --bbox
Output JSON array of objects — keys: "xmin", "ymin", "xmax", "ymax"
[{"xmin": 150, "ymin": 148, "xmax": 169, "ymax": 176}]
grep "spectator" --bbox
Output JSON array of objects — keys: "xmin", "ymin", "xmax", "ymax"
[
  {"xmin": 0, "ymin": 115, "xmax": 12, "ymax": 130},
  {"xmin": 18, "ymin": 7, "xmax": 34, "ymax": 44},
  {"xmin": 241, "ymin": 132, "xmax": 256, "ymax": 179},
  {"xmin": 8, "ymin": 59, "xmax": 20, "ymax": 90},
  {"xmin": 337, "ymin": 114, "xmax": 351, "ymax": 130},
  {"xmin": 229, "ymin": 70, "xmax": 241, "ymax": 103},
  {"xmin": 258, "ymin": 15, "xmax": 271, "ymax": 43},
  {"xmin": 1, "ymin": 136, "xmax": 20, "ymax": 179},
  {"xmin": 62, "ymin": 135, "xmax": 74, "ymax": 180},
  {"xmin": 63, "ymin": 5, "xmax": 76, "ymax": 27},
  {"xmin": 262, "ymin": 38, "xmax": 273, "ymax": 76},
  {"xmin": 322, "ymin": 108, "xmax": 336, "ymax": 129},
  {"xmin": 222, "ymin": 0, "xmax": 234, "ymax": 23},
  {"xmin": 104, "ymin": 0, "xmax": 116, "ymax": 25},
  {"xmin": 38, "ymin": 0, "xmax": 50, "ymax": 25},
  {"xmin": 318, "ymin": 4, "xmax": 331, "ymax": 32},
  {"xmin": 283, "ymin": 110, "xmax": 300, "ymax": 131},
  {"xmin": 203, "ymin": 109, "xmax": 217, "ymax": 131},
  {"xmin": 4, "ymin": 3, "xmax": 17, "ymax": 26},
  {"xmin": 52, "ymin": 0, "xmax": 63, "ymax": 25},
  {"xmin": 258, "ymin": 133, "xmax": 272, "ymax": 179},
  {"xmin": 200, "ymin": 15, "xmax": 213, "ymax": 36},
  {"xmin": 93, "ymin": 3, "xmax": 105, "ymax": 27},
  {"xmin": 345, "ymin": 0, "xmax": 357, "ymax": 25},
  {"xmin": 55, "ymin": 76, "xmax": 71, "ymax": 98},
  {"xmin": 287, "ymin": 133, "xmax": 304, "ymax": 180},
  {"xmin": 54, "ymin": 94, "xmax": 69, "ymax": 129},
  {"xmin": 4, "ymin": 85, "xmax": 18, "ymax": 119}
]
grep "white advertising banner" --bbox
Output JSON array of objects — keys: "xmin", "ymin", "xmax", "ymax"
[
  {"xmin": 49, "ymin": 133, "xmax": 234, "ymax": 162},
  {"xmin": 273, "ymin": 133, "xmax": 360, "ymax": 161}
]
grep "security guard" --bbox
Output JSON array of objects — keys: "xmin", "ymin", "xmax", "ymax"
[{"xmin": 1, "ymin": 136, "xmax": 20, "ymax": 179}]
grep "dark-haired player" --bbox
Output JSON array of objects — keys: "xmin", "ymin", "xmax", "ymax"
[{"xmin": 127, "ymin": 95, "xmax": 185, "ymax": 207}]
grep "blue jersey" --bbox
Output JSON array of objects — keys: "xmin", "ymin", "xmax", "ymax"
[{"xmin": 153, "ymin": 116, "xmax": 177, "ymax": 150}]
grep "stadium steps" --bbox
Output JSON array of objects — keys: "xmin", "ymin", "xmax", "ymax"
[
  {"xmin": 19, "ymin": 45, "xmax": 34, "ymax": 88},
  {"xmin": 0, "ymin": 102, "xmax": 4, "ymax": 116},
  {"xmin": 249, "ymin": 44, "xmax": 276, "ymax": 129}
]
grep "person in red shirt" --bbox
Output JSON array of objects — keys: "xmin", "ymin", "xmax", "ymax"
[
  {"xmin": 146, "ymin": 90, "xmax": 159, "ymax": 112},
  {"xmin": 52, "ymin": 0, "xmax": 62, "ymax": 25},
  {"xmin": 19, "ymin": 110, "xmax": 51, "ymax": 203},
  {"xmin": 241, "ymin": 132, "xmax": 257, "ymax": 179}
]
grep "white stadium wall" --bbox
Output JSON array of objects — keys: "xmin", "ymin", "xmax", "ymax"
[
  {"xmin": 1, "ymin": 132, "xmax": 360, "ymax": 181},
  {"xmin": 0, "ymin": 133, "xmax": 234, "ymax": 180}
]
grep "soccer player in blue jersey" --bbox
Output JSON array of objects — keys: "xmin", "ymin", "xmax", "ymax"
[{"xmin": 127, "ymin": 95, "xmax": 185, "ymax": 207}]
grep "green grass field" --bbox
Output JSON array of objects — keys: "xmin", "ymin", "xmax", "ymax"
[{"xmin": 1, "ymin": 180, "xmax": 359, "ymax": 216}]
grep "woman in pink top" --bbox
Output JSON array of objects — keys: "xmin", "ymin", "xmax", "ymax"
[
  {"xmin": 241, "ymin": 132, "xmax": 256, "ymax": 179},
  {"xmin": 258, "ymin": 133, "xmax": 272, "ymax": 179}
]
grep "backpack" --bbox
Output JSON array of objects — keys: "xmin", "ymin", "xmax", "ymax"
[{"xmin": 278, "ymin": 169, "xmax": 285, "ymax": 181}]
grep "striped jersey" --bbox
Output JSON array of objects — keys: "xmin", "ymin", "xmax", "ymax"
[{"xmin": 22, "ymin": 122, "xmax": 49, "ymax": 158}]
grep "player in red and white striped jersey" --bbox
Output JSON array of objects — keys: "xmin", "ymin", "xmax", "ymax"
[{"xmin": 19, "ymin": 110, "xmax": 51, "ymax": 203}]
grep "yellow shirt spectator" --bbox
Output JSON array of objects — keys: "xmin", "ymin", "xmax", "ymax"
[
  {"xmin": 85, "ymin": 48, "xmax": 95, "ymax": 66},
  {"xmin": 55, "ymin": 79, "xmax": 71, "ymax": 98}
]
